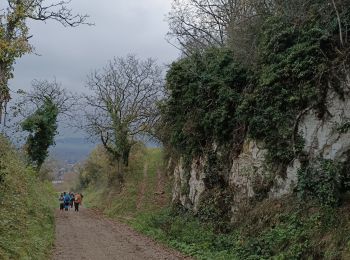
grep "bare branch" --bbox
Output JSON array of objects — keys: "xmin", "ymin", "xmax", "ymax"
[
  {"xmin": 0, "ymin": 0, "xmax": 91, "ymax": 124},
  {"xmin": 82, "ymin": 55, "xmax": 164, "ymax": 166}
]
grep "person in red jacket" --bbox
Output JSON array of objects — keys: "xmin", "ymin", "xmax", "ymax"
[{"xmin": 74, "ymin": 193, "xmax": 82, "ymax": 211}]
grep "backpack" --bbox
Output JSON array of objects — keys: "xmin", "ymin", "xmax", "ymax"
[
  {"xmin": 64, "ymin": 194, "xmax": 70, "ymax": 203},
  {"xmin": 75, "ymin": 194, "xmax": 81, "ymax": 203}
]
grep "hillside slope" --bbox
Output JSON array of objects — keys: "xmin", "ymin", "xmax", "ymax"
[
  {"xmin": 0, "ymin": 136, "xmax": 55, "ymax": 259},
  {"xmin": 79, "ymin": 145, "xmax": 171, "ymax": 222}
]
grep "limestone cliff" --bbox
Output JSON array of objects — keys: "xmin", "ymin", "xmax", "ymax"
[{"xmin": 172, "ymin": 78, "xmax": 350, "ymax": 219}]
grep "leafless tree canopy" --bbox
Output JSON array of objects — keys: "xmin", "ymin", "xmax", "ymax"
[
  {"xmin": 6, "ymin": 0, "xmax": 91, "ymax": 27},
  {"xmin": 83, "ymin": 55, "xmax": 164, "ymax": 165},
  {"xmin": 227, "ymin": 0, "xmax": 273, "ymax": 65},
  {"xmin": 167, "ymin": 0, "xmax": 230, "ymax": 54},
  {"xmin": 19, "ymin": 79, "xmax": 76, "ymax": 116},
  {"xmin": 3, "ymin": 79, "xmax": 74, "ymax": 141},
  {"xmin": 168, "ymin": 0, "xmax": 349, "ymax": 65},
  {"xmin": 10, "ymin": 79, "xmax": 75, "ymax": 122},
  {"xmin": 167, "ymin": 0, "xmax": 273, "ymax": 55}
]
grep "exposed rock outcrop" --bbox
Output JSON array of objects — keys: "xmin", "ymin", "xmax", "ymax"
[{"xmin": 172, "ymin": 79, "xmax": 350, "ymax": 219}]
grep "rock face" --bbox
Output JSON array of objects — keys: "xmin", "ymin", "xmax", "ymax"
[
  {"xmin": 172, "ymin": 157, "xmax": 207, "ymax": 211},
  {"xmin": 301, "ymin": 91, "xmax": 350, "ymax": 162},
  {"xmin": 172, "ymin": 82, "xmax": 350, "ymax": 218},
  {"xmin": 229, "ymin": 141, "xmax": 268, "ymax": 215}
]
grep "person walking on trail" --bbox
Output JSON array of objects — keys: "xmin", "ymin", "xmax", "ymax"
[
  {"xmin": 74, "ymin": 193, "xmax": 82, "ymax": 212},
  {"xmin": 59, "ymin": 193, "xmax": 64, "ymax": 211},
  {"xmin": 63, "ymin": 192, "xmax": 71, "ymax": 211},
  {"xmin": 69, "ymin": 192, "xmax": 75, "ymax": 208}
]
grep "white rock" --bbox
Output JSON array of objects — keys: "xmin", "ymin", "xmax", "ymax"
[{"xmin": 172, "ymin": 79, "xmax": 350, "ymax": 218}]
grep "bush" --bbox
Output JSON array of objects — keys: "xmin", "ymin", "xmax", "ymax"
[
  {"xmin": 160, "ymin": 48, "xmax": 251, "ymax": 161},
  {"xmin": 197, "ymin": 188, "xmax": 233, "ymax": 231},
  {"xmin": 131, "ymin": 208, "xmax": 239, "ymax": 259},
  {"xmin": 132, "ymin": 199, "xmax": 350, "ymax": 259},
  {"xmin": 297, "ymin": 159, "xmax": 346, "ymax": 206},
  {"xmin": 77, "ymin": 145, "xmax": 111, "ymax": 189}
]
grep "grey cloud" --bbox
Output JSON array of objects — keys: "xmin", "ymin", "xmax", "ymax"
[
  {"xmin": 10, "ymin": 0, "xmax": 179, "ymax": 93},
  {"xmin": 7, "ymin": 0, "xmax": 179, "ymax": 144}
]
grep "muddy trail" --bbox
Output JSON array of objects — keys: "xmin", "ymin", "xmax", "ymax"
[{"xmin": 52, "ymin": 208, "xmax": 189, "ymax": 260}]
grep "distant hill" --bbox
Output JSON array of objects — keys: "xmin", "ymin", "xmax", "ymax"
[
  {"xmin": 49, "ymin": 136, "xmax": 161, "ymax": 163},
  {"xmin": 49, "ymin": 137, "xmax": 96, "ymax": 163}
]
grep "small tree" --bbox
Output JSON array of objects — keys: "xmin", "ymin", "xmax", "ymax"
[
  {"xmin": 19, "ymin": 79, "xmax": 74, "ymax": 169},
  {"xmin": 21, "ymin": 99, "xmax": 58, "ymax": 169},
  {"xmin": 83, "ymin": 55, "xmax": 163, "ymax": 179}
]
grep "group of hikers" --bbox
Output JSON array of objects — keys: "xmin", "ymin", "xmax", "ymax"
[{"xmin": 59, "ymin": 192, "xmax": 83, "ymax": 212}]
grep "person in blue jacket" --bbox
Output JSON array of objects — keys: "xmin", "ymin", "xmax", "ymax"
[{"xmin": 63, "ymin": 192, "xmax": 71, "ymax": 211}]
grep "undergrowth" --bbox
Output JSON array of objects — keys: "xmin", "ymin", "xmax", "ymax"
[
  {"xmin": 80, "ymin": 144, "xmax": 172, "ymax": 222},
  {"xmin": 131, "ymin": 197, "xmax": 350, "ymax": 259},
  {"xmin": 80, "ymin": 144, "xmax": 350, "ymax": 259},
  {"xmin": 0, "ymin": 136, "xmax": 55, "ymax": 259}
]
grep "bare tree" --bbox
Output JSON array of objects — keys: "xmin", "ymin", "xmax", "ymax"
[
  {"xmin": 167, "ymin": 0, "xmax": 273, "ymax": 56},
  {"xmin": 227, "ymin": 0, "xmax": 273, "ymax": 66},
  {"xmin": 15, "ymin": 79, "xmax": 76, "ymax": 169},
  {"xmin": 17, "ymin": 79, "xmax": 76, "ymax": 117},
  {"xmin": 10, "ymin": 0, "xmax": 91, "ymax": 27},
  {"xmin": 5, "ymin": 79, "xmax": 75, "ymax": 141},
  {"xmin": 0, "ymin": 0, "xmax": 91, "ymax": 124},
  {"xmin": 167, "ymin": 0, "xmax": 231, "ymax": 54},
  {"xmin": 168, "ymin": 0, "xmax": 350, "ymax": 60},
  {"xmin": 83, "ymin": 55, "xmax": 164, "ymax": 178}
]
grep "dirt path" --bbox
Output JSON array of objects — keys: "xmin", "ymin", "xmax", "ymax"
[
  {"xmin": 136, "ymin": 163, "xmax": 148, "ymax": 210},
  {"xmin": 52, "ymin": 208, "xmax": 189, "ymax": 260},
  {"xmin": 155, "ymin": 168, "xmax": 167, "ymax": 205}
]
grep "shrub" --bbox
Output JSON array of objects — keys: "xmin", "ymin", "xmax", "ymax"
[
  {"xmin": 297, "ymin": 159, "xmax": 345, "ymax": 206},
  {"xmin": 197, "ymin": 188, "xmax": 233, "ymax": 231},
  {"xmin": 160, "ymin": 48, "xmax": 251, "ymax": 161}
]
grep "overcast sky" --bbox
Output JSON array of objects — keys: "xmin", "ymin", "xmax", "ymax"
[
  {"xmin": 9, "ymin": 0, "xmax": 179, "ymax": 93},
  {"xmin": 7, "ymin": 0, "xmax": 179, "ymax": 142}
]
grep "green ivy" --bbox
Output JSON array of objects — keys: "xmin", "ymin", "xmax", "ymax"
[
  {"xmin": 161, "ymin": 48, "xmax": 251, "ymax": 161},
  {"xmin": 297, "ymin": 159, "xmax": 347, "ymax": 206},
  {"xmin": 197, "ymin": 187, "xmax": 233, "ymax": 231},
  {"xmin": 160, "ymin": 0, "xmax": 350, "ymax": 211},
  {"xmin": 21, "ymin": 100, "xmax": 58, "ymax": 169},
  {"xmin": 237, "ymin": 15, "xmax": 333, "ymax": 164}
]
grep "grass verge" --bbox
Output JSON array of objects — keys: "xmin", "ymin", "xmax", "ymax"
[
  {"xmin": 81, "ymin": 145, "xmax": 171, "ymax": 223},
  {"xmin": 0, "ymin": 136, "xmax": 56, "ymax": 260},
  {"xmin": 130, "ymin": 197, "xmax": 350, "ymax": 259}
]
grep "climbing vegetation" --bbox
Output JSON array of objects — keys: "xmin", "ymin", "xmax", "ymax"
[
  {"xmin": 21, "ymin": 100, "xmax": 58, "ymax": 169},
  {"xmin": 160, "ymin": 48, "xmax": 250, "ymax": 163},
  {"xmin": 160, "ymin": 0, "xmax": 350, "ymax": 198},
  {"xmin": 297, "ymin": 157, "xmax": 350, "ymax": 206}
]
